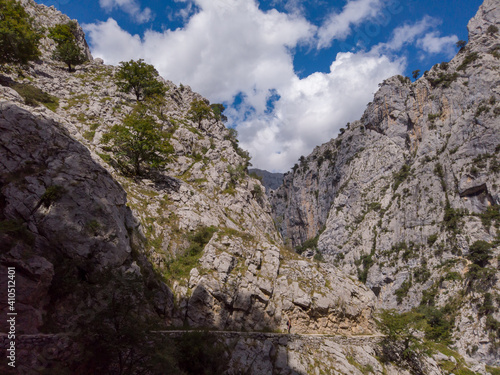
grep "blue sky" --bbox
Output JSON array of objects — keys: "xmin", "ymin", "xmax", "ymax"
[{"xmin": 38, "ymin": 0, "xmax": 483, "ymax": 172}]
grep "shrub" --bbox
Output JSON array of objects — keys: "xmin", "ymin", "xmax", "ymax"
[
  {"xmin": 456, "ymin": 40, "xmax": 467, "ymax": 50},
  {"xmin": 295, "ymin": 235, "xmax": 319, "ymax": 255},
  {"xmin": 395, "ymin": 279, "xmax": 412, "ymax": 304},
  {"xmin": 457, "ymin": 52, "xmax": 480, "ymax": 71},
  {"xmin": 427, "ymin": 233, "xmax": 438, "ymax": 246},
  {"xmin": 10, "ymin": 82, "xmax": 58, "ymax": 111},
  {"xmin": 40, "ymin": 185, "xmax": 66, "ymax": 208},
  {"xmin": 479, "ymin": 204, "xmax": 500, "ymax": 229},
  {"xmin": 164, "ymin": 226, "xmax": 217, "ymax": 281},
  {"xmin": 392, "ymin": 164, "xmax": 411, "ymax": 191},
  {"xmin": 427, "ymin": 73, "xmax": 458, "ymax": 88},
  {"xmin": 487, "ymin": 25, "xmax": 499, "ymax": 35},
  {"xmin": 467, "ymin": 240, "xmax": 492, "ymax": 267},
  {"xmin": 443, "ymin": 201, "xmax": 463, "ymax": 233},
  {"xmin": 0, "ymin": 0, "xmax": 41, "ymax": 64},
  {"xmin": 251, "ymin": 184, "xmax": 264, "ymax": 203}
]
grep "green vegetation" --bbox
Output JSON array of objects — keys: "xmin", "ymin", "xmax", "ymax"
[
  {"xmin": 188, "ymin": 99, "xmax": 213, "ymax": 126},
  {"xmin": 40, "ymin": 185, "xmax": 66, "ymax": 208},
  {"xmin": 69, "ymin": 270, "xmax": 180, "ymax": 374},
  {"xmin": 0, "ymin": 0, "xmax": 41, "ymax": 65},
  {"xmin": 102, "ymin": 104, "xmax": 173, "ymax": 176},
  {"xmin": 443, "ymin": 200, "xmax": 465, "ymax": 233},
  {"xmin": 479, "ymin": 204, "xmax": 500, "ymax": 230},
  {"xmin": 164, "ymin": 226, "xmax": 217, "ymax": 282},
  {"xmin": 48, "ymin": 21, "xmax": 87, "ymax": 71},
  {"xmin": 377, "ymin": 305, "xmax": 460, "ymax": 373},
  {"xmin": 392, "ymin": 164, "xmax": 411, "ymax": 191},
  {"xmin": 467, "ymin": 240, "xmax": 492, "ymax": 267},
  {"xmin": 466, "ymin": 240, "xmax": 496, "ymax": 291},
  {"xmin": 114, "ymin": 59, "xmax": 166, "ymax": 101},
  {"xmin": 224, "ymin": 127, "xmax": 251, "ymax": 169},
  {"xmin": 486, "ymin": 365, "xmax": 500, "ymax": 375},
  {"xmin": 395, "ymin": 278, "xmax": 412, "ymax": 304},
  {"xmin": 251, "ymin": 183, "xmax": 264, "ymax": 203},
  {"xmin": 412, "ymin": 69, "xmax": 420, "ymax": 80},
  {"xmin": 0, "ymin": 218, "xmax": 34, "ymax": 246},
  {"xmin": 428, "ymin": 113, "xmax": 440, "ymax": 122},
  {"xmin": 295, "ymin": 234, "xmax": 319, "ymax": 255},
  {"xmin": 427, "ymin": 72, "xmax": 458, "ymax": 88},
  {"xmin": 456, "ymin": 40, "xmax": 467, "ymax": 50},
  {"xmin": 209, "ymin": 103, "xmax": 227, "ymax": 122},
  {"xmin": 172, "ymin": 330, "xmax": 231, "ymax": 375},
  {"xmin": 427, "ymin": 233, "xmax": 438, "ymax": 246},
  {"xmin": 457, "ymin": 52, "xmax": 480, "ymax": 72},
  {"xmin": 9, "ymin": 82, "xmax": 58, "ymax": 111},
  {"xmin": 487, "ymin": 25, "xmax": 499, "ymax": 35}
]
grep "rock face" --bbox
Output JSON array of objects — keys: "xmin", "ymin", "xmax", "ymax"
[
  {"xmin": 272, "ymin": 0, "xmax": 500, "ymax": 366},
  {"xmin": 0, "ymin": 1, "xmax": 381, "ymax": 373},
  {"xmin": 1, "ymin": 0, "xmax": 497, "ymax": 373},
  {"xmin": 0, "ymin": 103, "xmax": 173, "ymax": 372}
]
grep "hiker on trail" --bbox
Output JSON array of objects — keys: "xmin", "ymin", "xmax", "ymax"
[{"xmin": 287, "ymin": 318, "xmax": 292, "ymax": 334}]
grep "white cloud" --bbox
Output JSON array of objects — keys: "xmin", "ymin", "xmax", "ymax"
[
  {"xmin": 417, "ymin": 31, "xmax": 458, "ymax": 57},
  {"xmin": 84, "ymin": 0, "xmax": 405, "ymax": 172},
  {"xmin": 237, "ymin": 52, "xmax": 404, "ymax": 171},
  {"xmin": 99, "ymin": 0, "xmax": 153, "ymax": 23},
  {"xmin": 317, "ymin": 0, "xmax": 385, "ymax": 48},
  {"xmin": 380, "ymin": 16, "xmax": 438, "ymax": 51}
]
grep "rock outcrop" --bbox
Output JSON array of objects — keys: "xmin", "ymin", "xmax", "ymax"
[
  {"xmin": 0, "ymin": 1, "xmax": 383, "ymax": 373},
  {"xmin": 272, "ymin": 0, "xmax": 500, "ymax": 366}
]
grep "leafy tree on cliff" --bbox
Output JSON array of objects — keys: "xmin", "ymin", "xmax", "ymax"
[
  {"xmin": 102, "ymin": 104, "xmax": 173, "ymax": 176},
  {"xmin": 48, "ymin": 21, "xmax": 87, "ymax": 71},
  {"xmin": 210, "ymin": 103, "xmax": 228, "ymax": 122},
  {"xmin": 0, "ymin": 0, "xmax": 41, "ymax": 65},
  {"xmin": 188, "ymin": 99, "xmax": 213, "ymax": 126},
  {"xmin": 115, "ymin": 59, "xmax": 166, "ymax": 101}
]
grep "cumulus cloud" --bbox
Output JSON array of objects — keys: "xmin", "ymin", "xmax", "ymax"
[
  {"xmin": 417, "ymin": 31, "xmax": 458, "ymax": 57},
  {"xmin": 83, "ymin": 0, "xmax": 408, "ymax": 171},
  {"xmin": 317, "ymin": 0, "xmax": 385, "ymax": 48},
  {"xmin": 237, "ymin": 52, "xmax": 404, "ymax": 171},
  {"xmin": 99, "ymin": 0, "xmax": 153, "ymax": 23}
]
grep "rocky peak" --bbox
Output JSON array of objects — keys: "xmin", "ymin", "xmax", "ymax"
[
  {"xmin": 272, "ymin": 0, "xmax": 500, "ymax": 367},
  {"xmin": 468, "ymin": 0, "xmax": 500, "ymax": 44}
]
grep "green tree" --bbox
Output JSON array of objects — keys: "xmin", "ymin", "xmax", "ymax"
[
  {"xmin": 102, "ymin": 105, "xmax": 173, "ymax": 175},
  {"xmin": 188, "ymin": 99, "xmax": 213, "ymax": 126},
  {"xmin": 0, "ymin": 0, "xmax": 41, "ymax": 65},
  {"xmin": 456, "ymin": 40, "xmax": 467, "ymax": 50},
  {"xmin": 115, "ymin": 59, "xmax": 166, "ymax": 101},
  {"xmin": 210, "ymin": 103, "xmax": 228, "ymax": 122},
  {"xmin": 412, "ymin": 69, "xmax": 421, "ymax": 80},
  {"xmin": 48, "ymin": 21, "xmax": 87, "ymax": 71},
  {"xmin": 467, "ymin": 240, "xmax": 492, "ymax": 267}
]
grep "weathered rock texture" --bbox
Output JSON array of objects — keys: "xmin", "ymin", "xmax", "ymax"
[
  {"xmin": 0, "ymin": 1, "xmax": 384, "ymax": 373},
  {"xmin": 272, "ymin": 0, "xmax": 500, "ymax": 366}
]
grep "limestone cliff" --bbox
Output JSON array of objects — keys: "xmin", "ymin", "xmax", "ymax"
[
  {"xmin": 272, "ymin": 0, "xmax": 500, "ymax": 367},
  {"xmin": 0, "ymin": 0, "xmax": 382, "ymax": 373}
]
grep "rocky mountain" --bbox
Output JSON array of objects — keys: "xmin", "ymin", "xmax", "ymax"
[
  {"xmin": 0, "ymin": 1, "xmax": 393, "ymax": 374},
  {"xmin": 272, "ymin": 0, "xmax": 500, "ymax": 368},
  {"xmin": 249, "ymin": 168, "xmax": 285, "ymax": 192},
  {"xmin": 0, "ymin": 0, "xmax": 498, "ymax": 373}
]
